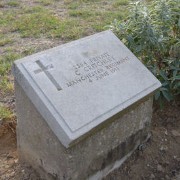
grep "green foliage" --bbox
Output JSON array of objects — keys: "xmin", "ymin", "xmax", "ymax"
[{"xmin": 109, "ymin": 0, "xmax": 180, "ymax": 105}]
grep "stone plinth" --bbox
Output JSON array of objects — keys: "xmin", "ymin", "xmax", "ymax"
[{"xmin": 13, "ymin": 30, "xmax": 161, "ymax": 180}]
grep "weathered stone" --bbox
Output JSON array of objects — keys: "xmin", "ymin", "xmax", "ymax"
[
  {"xmin": 13, "ymin": 30, "xmax": 161, "ymax": 148},
  {"xmin": 15, "ymin": 81, "xmax": 153, "ymax": 179},
  {"xmin": 13, "ymin": 30, "xmax": 161, "ymax": 179}
]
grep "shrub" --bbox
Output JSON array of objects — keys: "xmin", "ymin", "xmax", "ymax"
[{"xmin": 109, "ymin": 0, "xmax": 180, "ymax": 106}]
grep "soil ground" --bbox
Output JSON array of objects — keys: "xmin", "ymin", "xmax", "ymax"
[{"xmin": 0, "ymin": 99, "xmax": 179, "ymax": 180}]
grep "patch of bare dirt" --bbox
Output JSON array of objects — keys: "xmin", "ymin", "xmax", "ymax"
[
  {"xmin": 0, "ymin": 99, "xmax": 180, "ymax": 180},
  {"xmin": 0, "ymin": 123, "xmax": 41, "ymax": 180},
  {"xmin": 105, "ymin": 99, "xmax": 180, "ymax": 180}
]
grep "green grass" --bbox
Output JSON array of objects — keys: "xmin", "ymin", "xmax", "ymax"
[
  {"xmin": 35, "ymin": 0, "xmax": 52, "ymax": 6},
  {"xmin": 0, "ymin": 1, "xmax": 130, "ymax": 39},
  {"xmin": 0, "ymin": 37, "xmax": 13, "ymax": 46},
  {"xmin": 0, "ymin": 76, "xmax": 14, "ymax": 95},
  {"xmin": 67, "ymin": 0, "xmax": 129, "ymax": 34},
  {"xmin": 0, "ymin": 0, "xmax": 130, "ymax": 120},
  {"xmin": 15, "ymin": 9, "xmax": 65, "ymax": 38},
  {"xmin": 0, "ymin": 11, "xmax": 17, "ymax": 34},
  {"xmin": 0, "ymin": 52, "xmax": 20, "ymax": 95},
  {"xmin": 65, "ymin": 1, "xmax": 79, "ymax": 9},
  {"xmin": 0, "ymin": 105, "xmax": 14, "ymax": 121},
  {"xmin": 14, "ymin": 11, "xmax": 83, "ymax": 39},
  {"xmin": 22, "ymin": 47, "xmax": 36, "ymax": 56},
  {"xmin": 113, "ymin": 0, "xmax": 129, "ymax": 6},
  {"xmin": 0, "ymin": 52, "xmax": 20, "ymax": 71},
  {"xmin": 69, "ymin": 9, "xmax": 95, "ymax": 18},
  {"xmin": 7, "ymin": 1, "xmax": 20, "ymax": 7}
]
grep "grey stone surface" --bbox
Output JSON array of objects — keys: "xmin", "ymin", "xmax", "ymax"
[
  {"xmin": 13, "ymin": 30, "xmax": 161, "ymax": 147},
  {"xmin": 15, "ymin": 81, "xmax": 153, "ymax": 180}
]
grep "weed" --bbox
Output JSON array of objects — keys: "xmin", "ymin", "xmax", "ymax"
[
  {"xmin": 113, "ymin": 0, "xmax": 129, "ymax": 6},
  {"xmin": 22, "ymin": 48, "xmax": 36, "ymax": 56},
  {"xmin": 13, "ymin": 8, "xmax": 81, "ymax": 39},
  {"xmin": 0, "ymin": 11, "xmax": 17, "ymax": 33},
  {"xmin": 0, "ymin": 53, "xmax": 21, "ymax": 76},
  {"xmin": 0, "ymin": 105, "xmax": 14, "ymax": 121},
  {"xmin": 0, "ymin": 76, "xmax": 14, "ymax": 95},
  {"xmin": 35, "ymin": 0, "xmax": 52, "ymax": 6},
  {"xmin": 7, "ymin": 1, "xmax": 20, "ymax": 7},
  {"xmin": 0, "ymin": 38, "xmax": 13, "ymax": 46},
  {"xmin": 65, "ymin": 2, "xmax": 79, "ymax": 9},
  {"xmin": 69, "ymin": 10, "xmax": 94, "ymax": 18},
  {"xmin": 110, "ymin": 0, "xmax": 180, "ymax": 104}
]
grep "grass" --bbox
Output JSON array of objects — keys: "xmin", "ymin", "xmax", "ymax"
[
  {"xmin": 7, "ymin": 1, "xmax": 20, "ymax": 7},
  {"xmin": 0, "ymin": 0, "xmax": 130, "ymax": 120},
  {"xmin": 0, "ymin": 52, "xmax": 21, "ymax": 75},
  {"xmin": 14, "ymin": 8, "xmax": 84, "ymax": 39},
  {"xmin": 0, "ymin": 37, "xmax": 13, "ymax": 46},
  {"xmin": 35, "ymin": 0, "xmax": 52, "ymax": 6},
  {"xmin": 113, "ymin": 0, "xmax": 129, "ymax": 6},
  {"xmin": 15, "ymin": 9, "xmax": 67, "ymax": 38},
  {"xmin": 0, "ymin": 52, "xmax": 21, "ymax": 96},
  {"xmin": 0, "ymin": 76, "xmax": 14, "ymax": 95},
  {"xmin": 0, "ymin": 0, "xmax": 130, "ymax": 39},
  {"xmin": 0, "ymin": 105, "xmax": 14, "ymax": 121}
]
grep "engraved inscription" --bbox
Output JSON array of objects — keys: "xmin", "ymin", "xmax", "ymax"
[
  {"xmin": 33, "ymin": 53, "xmax": 129, "ymax": 90},
  {"xmin": 34, "ymin": 60, "xmax": 62, "ymax": 91},
  {"xmin": 66, "ymin": 52, "xmax": 129, "ymax": 87}
]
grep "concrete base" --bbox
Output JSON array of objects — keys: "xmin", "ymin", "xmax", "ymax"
[{"xmin": 15, "ymin": 80, "xmax": 153, "ymax": 180}]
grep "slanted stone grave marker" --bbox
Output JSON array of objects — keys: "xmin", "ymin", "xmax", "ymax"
[{"xmin": 13, "ymin": 30, "xmax": 161, "ymax": 180}]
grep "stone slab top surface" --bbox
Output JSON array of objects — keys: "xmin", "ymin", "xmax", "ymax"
[{"xmin": 13, "ymin": 30, "xmax": 161, "ymax": 147}]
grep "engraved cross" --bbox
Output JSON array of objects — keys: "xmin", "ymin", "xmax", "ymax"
[{"xmin": 34, "ymin": 60, "xmax": 62, "ymax": 91}]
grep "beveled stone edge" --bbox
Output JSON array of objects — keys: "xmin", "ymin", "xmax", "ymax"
[{"xmin": 12, "ymin": 31, "xmax": 162, "ymax": 148}]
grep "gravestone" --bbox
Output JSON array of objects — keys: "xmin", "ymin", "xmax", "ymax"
[{"xmin": 13, "ymin": 30, "xmax": 161, "ymax": 180}]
